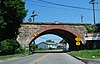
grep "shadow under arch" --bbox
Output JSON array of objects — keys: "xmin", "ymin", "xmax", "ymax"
[{"xmin": 28, "ymin": 25, "xmax": 84, "ymax": 51}]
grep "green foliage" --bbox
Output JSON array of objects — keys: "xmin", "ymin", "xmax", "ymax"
[
  {"xmin": 28, "ymin": 18, "xmax": 32, "ymax": 22},
  {"xmin": 85, "ymin": 25, "xmax": 96, "ymax": 33},
  {"xmin": 46, "ymin": 40, "xmax": 54, "ymax": 43},
  {"xmin": 16, "ymin": 46, "xmax": 26, "ymax": 54},
  {"xmin": 69, "ymin": 50, "xmax": 100, "ymax": 59},
  {"xmin": 30, "ymin": 43, "xmax": 36, "ymax": 52},
  {"xmin": 16, "ymin": 46, "xmax": 32, "ymax": 55},
  {"xmin": 0, "ymin": 16, "xmax": 7, "ymax": 29},
  {"xmin": 0, "ymin": 0, "xmax": 27, "ymax": 54},
  {"xmin": 38, "ymin": 48, "xmax": 44, "ymax": 50},
  {"xmin": 1, "ymin": 0, "xmax": 27, "ymax": 22},
  {"xmin": 48, "ymin": 47, "xmax": 55, "ymax": 50},
  {"xmin": 0, "ymin": 39, "xmax": 20, "ymax": 55},
  {"xmin": 0, "ymin": 0, "xmax": 27, "ymax": 41}
]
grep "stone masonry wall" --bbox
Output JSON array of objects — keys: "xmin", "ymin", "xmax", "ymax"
[{"xmin": 17, "ymin": 22, "xmax": 90, "ymax": 46}]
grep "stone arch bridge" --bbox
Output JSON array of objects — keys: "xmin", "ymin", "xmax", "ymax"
[{"xmin": 17, "ymin": 22, "xmax": 90, "ymax": 50}]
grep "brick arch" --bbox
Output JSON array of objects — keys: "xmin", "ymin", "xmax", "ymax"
[{"xmin": 27, "ymin": 25, "xmax": 83, "ymax": 44}]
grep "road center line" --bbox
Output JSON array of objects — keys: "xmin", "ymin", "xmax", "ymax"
[{"xmin": 30, "ymin": 53, "xmax": 50, "ymax": 64}]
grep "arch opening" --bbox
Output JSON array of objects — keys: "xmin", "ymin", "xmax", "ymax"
[
  {"xmin": 34, "ymin": 34, "xmax": 63, "ymax": 45},
  {"xmin": 29, "ymin": 28, "xmax": 84, "ymax": 51},
  {"xmin": 31, "ymin": 34, "xmax": 70, "ymax": 52}
]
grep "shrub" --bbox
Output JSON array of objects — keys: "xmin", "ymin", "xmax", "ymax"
[
  {"xmin": 16, "ymin": 46, "xmax": 26, "ymax": 54},
  {"xmin": 0, "ymin": 39, "xmax": 20, "ymax": 55},
  {"xmin": 48, "ymin": 47, "xmax": 55, "ymax": 50},
  {"xmin": 16, "ymin": 46, "xmax": 32, "ymax": 55},
  {"xmin": 29, "ymin": 43, "xmax": 36, "ymax": 52}
]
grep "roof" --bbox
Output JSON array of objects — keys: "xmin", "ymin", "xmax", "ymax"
[{"xmin": 38, "ymin": 42, "xmax": 57, "ymax": 45}]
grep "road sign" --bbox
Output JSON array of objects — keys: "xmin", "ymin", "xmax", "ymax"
[
  {"xmin": 34, "ymin": 34, "xmax": 37, "ymax": 37},
  {"xmin": 76, "ymin": 42, "xmax": 80, "ymax": 45},
  {"xmin": 32, "ymin": 33, "xmax": 37, "ymax": 37},
  {"xmin": 75, "ymin": 36, "xmax": 81, "ymax": 41}
]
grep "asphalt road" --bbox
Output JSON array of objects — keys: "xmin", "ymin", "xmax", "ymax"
[{"xmin": 0, "ymin": 53, "xmax": 85, "ymax": 64}]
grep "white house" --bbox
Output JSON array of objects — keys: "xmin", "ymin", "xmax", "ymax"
[{"xmin": 37, "ymin": 42, "xmax": 57, "ymax": 49}]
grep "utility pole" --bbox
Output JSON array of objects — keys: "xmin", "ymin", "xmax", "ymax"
[
  {"xmin": 31, "ymin": 11, "xmax": 37, "ymax": 22},
  {"xmin": 89, "ymin": 0, "xmax": 98, "ymax": 24},
  {"xmin": 81, "ymin": 14, "xmax": 84, "ymax": 23}
]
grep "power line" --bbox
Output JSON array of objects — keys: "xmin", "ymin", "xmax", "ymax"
[
  {"xmin": 27, "ymin": 0, "xmax": 75, "ymax": 10},
  {"xmin": 26, "ymin": 0, "xmax": 89, "ymax": 13},
  {"xmin": 26, "ymin": 0, "xmax": 100, "ymax": 11},
  {"xmin": 37, "ymin": 0, "xmax": 100, "ymax": 11},
  {"xmin": 26, "ymin": 1, "xmax": 68, "ymax": 10}
]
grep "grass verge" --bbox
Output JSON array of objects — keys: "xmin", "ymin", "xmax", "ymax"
[
  {"xmin": 68, "ymin": 49, "xmax": 100, "ymax": 59},
  {"xmin": 0, "ymin": 54, "xmax": 29, "ymax": 60}
]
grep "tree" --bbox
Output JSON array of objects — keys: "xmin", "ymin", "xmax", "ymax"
[
  {"xmin": 0, "ymin": 0, "xmax": 27, "ymax": 41},
  {"xmin": 28, "ymin": 18, "xmax": 32, "ymax": 22},
  {"xmin": 0, "ymin": 0, "xmax": 6, "ymax": 29},
  {"xmin": 46, "ymin": 40, "xmax": 54, "ymax": 43},
  {"xmin": 0, "ymin": 0, "xmax": 27, "ymax": 54}
]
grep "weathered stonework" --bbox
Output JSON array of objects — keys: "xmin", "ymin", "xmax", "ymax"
[{"xmin": 17, "ymin": 22, "xmax": 91, "ymax": 47}]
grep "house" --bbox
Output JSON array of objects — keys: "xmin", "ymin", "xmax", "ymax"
[
  {"xmin": 37, "ymin": 42, "xmax": 57, "ymax": 49},
  {"xmin": 58, "ymin": 40, "xmax": 69, "ymax": 50}
]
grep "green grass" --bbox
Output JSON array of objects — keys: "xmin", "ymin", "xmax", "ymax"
[
  {"xmin": 68, "ymin": 49, "xmax": 100, "ymax": 59},
  {"xmin": 0, "ymin": 54, "xmax": 29, "ymax": 60},
  {"xmin": 34, "ymin": 50, "xmax": 46, "ymax": 52},
  {"xmin": 34, "ymin": 48, "xmax": 63, "ymax": 52}
]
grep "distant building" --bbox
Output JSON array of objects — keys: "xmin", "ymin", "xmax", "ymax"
[
  {"xmin": 57, "ymin": 43, "xmax": 64, "ymax": 48},
  {"xmin": 37, "ymin": 42, "xmax": 57, "ymax": 49},
  {"xmin": 84, "ymin": 33, "xmax": 100, "ymax": 40},
  {"xmin": 58, "ymin": 40, "xmax": 69, "ymax": 50}
]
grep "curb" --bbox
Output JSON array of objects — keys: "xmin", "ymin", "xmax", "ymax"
[{"xmin": 69, "ymin": 54, "xmax": 87, "ymax": 63}]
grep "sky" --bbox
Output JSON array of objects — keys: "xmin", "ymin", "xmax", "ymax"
[
  {"xmin": 35, "ymin": 34, "xmax": 63, "ymax": 44},
  {"xmin": 24, "ymin": 0, "xmax": 100, "ymax": 44}
]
